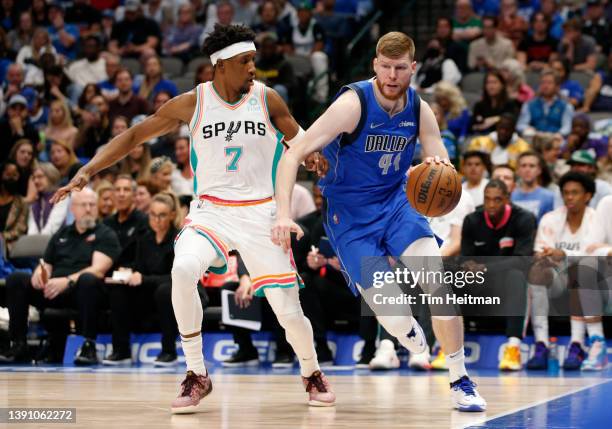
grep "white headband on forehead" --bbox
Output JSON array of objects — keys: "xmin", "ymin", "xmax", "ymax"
[{"xmin": 210, "ymin": 41, "xmax": 256, "ymax": 65}]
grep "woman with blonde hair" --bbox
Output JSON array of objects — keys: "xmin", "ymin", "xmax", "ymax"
[
  {"xmin": 45, "ymin": 99, "xmax": 78, "ymax": 148},
  {"xmin": 16, "ymin": 27, "xmax": 55, "ymax": 86},
  {"xmin": 433, "ymin": 81, "xmax": 471, "ymax": 142},
  {"xmin": 9, "ymin": 139, "xmax": 37, "ymax": 198},
  {"xmin": 27, "ymin": 163, "xmax": 70, "ymax": 235},
  {"xmin": 532, "ymin": 132, "xmax": 567, "ymax": 185},
  {"xmin": 119, "ymin": 143, "xmax": 152, "ymax": 181},
  {"xmin": 149, "ymin": 156, "xmax": 175, "ymax": 193},
  {"xmin": 49, "ymin": 140, "xmax": 82, "ymax": 186},
  {"xmin": 500, "ymin": 58, "xmax": 535, "ymax": 104},
  {"xmin": 96, "ymin": 180, "xmax": 116, "ymax": 219}
]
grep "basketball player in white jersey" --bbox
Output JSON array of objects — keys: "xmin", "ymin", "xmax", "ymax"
[{"xmin": 53, "ymin": 24, "xmax": 335, "ymax": 413}]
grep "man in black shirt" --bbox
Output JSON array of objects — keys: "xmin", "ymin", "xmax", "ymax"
[
  {"xmin": 0, "ymin": 188, "xmax": 121, "ymax": 364},
  {"xmin": 108, "ymin": 0, "xmax": 161, "ymax": 58},
  {"xmin": 461, "ymin": 179, "xmax": 536, "ymax": 371},
  {"xmin": 103, "ymin": 175, "xmax": 148, "ymax": 269}
]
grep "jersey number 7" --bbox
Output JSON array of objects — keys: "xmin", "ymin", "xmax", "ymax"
[{"xmin": 225, "ymin": 146, "xmax": 243, "ymax": 172}]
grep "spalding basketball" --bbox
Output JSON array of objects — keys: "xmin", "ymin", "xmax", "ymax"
[{"xmin": 406, "ymin": 163, "xmax": 462, "ymax": 217}]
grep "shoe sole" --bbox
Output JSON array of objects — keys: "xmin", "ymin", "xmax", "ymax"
[
  {"xmin": 455, "ymin": 404, "xmax": 486, "ymax": 412},
  {"xmin": 308, "ymin": 399, "xmax": 336, "ymax": 407},
  {"xmin": 221, "ymin": 359, "xmax": 259, "ymax": 368},
  {"xmin": 171, "ymin": 384, "xmax": 213, "ymax": 414},
  {"xmin": 354, "ymin": 363, "xmax": 370, "ymax": 369},
  {"xmin": 369, "ymin": 363, "xmax": 400, "ymax": 370},
  {"xmin": 154, "ymin": 360, "xmax": 178, "ymax": 367},
  {"xmin": 102, "ymin": 359, "xmax": 132, "ymax": 366},
  {"xmin": 272, "ymin": 362, "xmax": 294, "ymax": 368}
]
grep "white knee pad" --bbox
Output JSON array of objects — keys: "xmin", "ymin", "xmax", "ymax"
[{"xmin": 171, "ymin": 253, "xmax": 204, "ymax": 287}]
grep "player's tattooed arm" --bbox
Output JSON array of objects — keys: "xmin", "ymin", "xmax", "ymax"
[{"xmin": 52, "ymin": 92, "xmax": 196, "ymax": 202}]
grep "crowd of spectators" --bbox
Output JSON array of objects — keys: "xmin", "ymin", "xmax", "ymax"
[{"xmin": 1, "ymin": 0, "xmax": 611, "ymax": 372}]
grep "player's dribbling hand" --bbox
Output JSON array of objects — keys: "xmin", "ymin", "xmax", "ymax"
[
  {"xmin": 423, "ymin": 156, "xmax": 453, "ymax": 168},
  {"xmin": 271, "ymin": 217, "xmax": 304, "ymax": 253},
  {"xmin": 305, "ymin": 152, "xmax": 329, "ymax": 177},
  {"xmin": 51, "ymin": 169, "xmax": 91, "ymax": 203}
]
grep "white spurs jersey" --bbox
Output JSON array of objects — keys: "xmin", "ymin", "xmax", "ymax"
[{"xmin": 187, "ymin": 81, "xmax": 283, "ymax": 201}]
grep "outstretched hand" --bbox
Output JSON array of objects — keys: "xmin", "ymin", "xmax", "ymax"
[
  {"xmin": 271, "ymin": 217, "xmax": 304, "ymax": 253},
  {"xmin": 305, "ymin": 152, "xmax": 329, "ymax": 177},
  {"xmin": 50, "ymin": 169, "xmax": 90, "ymax": 204}
]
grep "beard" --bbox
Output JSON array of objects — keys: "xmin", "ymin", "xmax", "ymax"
[
  {"xmin": 77, "ymin": 217, "xmax": 97, "ymax": 231},
  {"xmin": 375, "ymin": 78, "xmax": 408, "ymax": 101}
]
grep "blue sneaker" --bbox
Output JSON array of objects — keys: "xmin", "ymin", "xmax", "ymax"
[
  {"xmin": 563, "ymin": 342, "xmax": 586, "ymax": 370},
  {"xmin": 526, "ymin": 341, "xmax": 549, "ymax": 370},
  {"xmin": 450, "ymin": 375, "xmax": 486, "ymax": 412},
  {"xmin": 581, "ymin": 336, "xmax": 608, "ymax": 371}
]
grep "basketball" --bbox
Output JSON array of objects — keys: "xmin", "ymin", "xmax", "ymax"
[{"xmin": 406, "ymin": 162, "xmax": 462, "ymax": 217}]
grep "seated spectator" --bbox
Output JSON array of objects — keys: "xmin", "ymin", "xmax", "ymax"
[
  {"xmin": 108, "ymin": 68, "xmax": 149, "ymax": 124},
  {"xmin": 202, "ymin": 1, "xmax": 238, "ymax": 43},
  {"xmin": 234, "ymin": 0, "xmax": 259, "ymax": 28},
  {"xmin": 461, "ymin": 151, "xmax": 491, "ymax": 206},
  {"xmin": 252, "ymin": 1, "xmax": 288, "ymax": 39},
  {"xmin": 31, "ymin": 0, "xmax": 49, "ymax": 27},
  {"xmin": 44, "ymin": 99, "xmax": 78, "ymax": 149},
  {"xmin": 433, "ymin": 81, "xmax": 471, "ymax": 142},
  {"xmin": 550, "ymin": 58, "xmax": 584, "ymax": 108},
  {"xmin": 1, "ymin": 63, "xmax": 25, "ymax": 108},
  {"xmin": 104, "ymin": 192, "xmax": 183, "ymax": 366},
  {"xmin": 7, "ymin": 10, "xmax": 34, "ymax": 53},
  {"xmin": 452, "ymin": 0, "xmax": 483, "ymax": 49},
  {"xmin": 109, "ymin": 0, "xmax": 161, "ymax": 58},
  {"xmin": 76, "ymin": 83, "xmax": 102, "ymax": 114},
  {"xmin": 281, "ymin": 1, "xmax": 329, "ymax": 103},
  {"xmin": 554, "ymin": 149, "xmax": 612, "ymax": 208},
  {"xmin": 0, "ymin": 94, "xmax": 40, "ymax": 162},
  {"xmin": 9, "ymin": 138, "xmax": 36, "ymax": 197},
  {"xmin": 149, "ymin": 156, "xmax": 175, "ymax": 193},
  {"xmin": 532, "ymin": 132, "xmax": 567, "ymax": 183},
  {"xmin": 119, "ymin": 138, "xmax": 152, "ymax": 182},
  {"xmin": 27, "ymin": 163, "xmax": 69, "ymax": 235},
  {"xmin": 24, "ymin": 87, "xmax": 48, "ymax": 132},
  {"xmin": 461, "ymin": 179, "xmax": 536, "ymax": 371},
  {"xmin": 162, "ymin": 3, "xmax": 203, "ymax": 62},
  {"xmin": 0, "ymin": 188, "xmax": 121, "ymax": 364},
  {"xmin": 582, "ymin": 0, "xmax": 610, "ymax": 56},
  {"xmin": 431, "ymin": 102, "xmax": 460, "ymax": 167},
  {"xmin": 497, "ymin": 0, "xmax": 528, "ymax": 47},
  {"xmin": 134, "ymin": 55, "xmax": 178, "ymax": 104},
  {"xmin": 579, "ymin": 52, "xmax": 612, "ymax": 113},
  {"xmin": 0, "ymin": 161, "xmax": 28, "ymax": 254},
  {"xmin": 430, "ymin": 189, "xmax": 475, "ymax": 257},
  {"xmin": 517, "ymin": 12, "xmax": 558, "ymax": 71},
  {"xmin": 500, "ymin": 58, "xmax": 535, "ymax": 103},
  {"xmin": 74, "ymin": 95, "xmax": 111, "ymax": 158},
  {"xmin": 135, "ymin": 178, "xmax": 155, "ymax": 213},
  {"xmin": 41, "ymin": 64, "xmax": 71, "ymax": 106},
  {"xmin": 540, "ymin": 0, "xmax": 564, "ymax": 40},
  {"xmin": 47, "ymin": 4, "xmax": 79, "ymax": 61},
  {"xmin": 512, "ymin": 151, "xmax": 555, "ymax": 222},
  {"xmin": 471, "ymin": 70, "xmax": 520, "ymax": 135},
  {"xmin": 97, "ymin": 53, "xmax": 120, "ymax": 100},
  {"xmin": 435, "ymin": 16, "xmax": 468, "ymax": 73},
  {"xmin": 414, "ymin": 38, "xmax": 462, "ymax": 91},
  {"xmin": 597, "ymin": 136, "xmax": 612, "ymax": 182},
  {"xmin": 557, "ymin": 18, "xmax": 597, "ymax": 73},
  {"xmin": 516, "ymin": 0, "xmax": 539, "ymax": 22},
  {"xmin": 16, "ymin": 29, "xmax": 55, "ymax": 86},
  {"xmin": 142, "ymin": 0, "xmax": 174, "ymax": 30},
  {"xmin": 468, "ymin": 113, "xmax": 530, "ymax": 169},
  {"xmin": 517, "ymin": 69, "xmax": 574, "ymax": 137},
  {"xmin": 171, "ymin": 137, "xmax": 193, "ymax": 197},
  {"xmin": 491, "ymin": 163, "xmax": 517, "ymax": 193},
  {"xmin": 65, "ymin": 35, "xmax": 107, "ymax": 88},
  {"xmin": 194, "ymin": 62, "xmax": 214, "ymax": 86},
  {"xmin": 527, "ymin": 172, "xmax": 607, "ymax": 372},
  {"xmin": 65, "ymin": 0, "xmax": 102, "ymax": 30},
  {"xmin": 565, "ymin": 114, "xmax": 609, "ymax": 159},
  {"xmin": 103, "ymin": 175, "xmax": 149, "ymax": 269},
  {"xmin": 97, "ymin": 181, "xmax": 115, "ymax": 219},
  {"xmin": 255, "ymin": 33, "xmax": 297, "ymax": 103},
  {"xmin": 49, "ymin": 140, "xmax": 82, "ymax": 186}
]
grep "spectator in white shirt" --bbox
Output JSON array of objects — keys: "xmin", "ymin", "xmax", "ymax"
[
  {"xmin": 66, "ymin": 35, "xmax": 107, "ymax": 88},
  {"xmin": 461, "ymin": 151, "xmax": 491, "ymax": 206}
]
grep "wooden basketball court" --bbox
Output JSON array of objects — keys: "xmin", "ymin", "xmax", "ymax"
[{"xmin": 2, "ymin": 369, "xmax": 610, "ymax": 428}]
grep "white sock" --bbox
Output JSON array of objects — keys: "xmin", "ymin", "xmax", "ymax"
[
  {"xmin": 586, "ymin": 321, "xmax": 604, "ymax": 339},
  {"xmin": 181, "ymin": 335, "xmax": 207, "ymax": 376},
  {"xmin": 570, "ymin": 319, "xmax": 586, "ymax": 345},
  {"xmin": 508, "ymin": 336, "xmax": 521, "ymax": 347},
  {"xmin": 446, "ymin": 346, "xmax": 468, "ymax": 383},
  {"xmin": 530, "ymin": 284, "xmax": 549, "ymax": 345}
]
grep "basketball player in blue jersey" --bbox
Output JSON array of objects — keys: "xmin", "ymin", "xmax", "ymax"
[
  {"xmin": 53, "ymin": 24, "xmax": 335, "ymax": 413},
  {"xmin": 272, "ymin": 32, "xmax": 487, "ymax": 412}
]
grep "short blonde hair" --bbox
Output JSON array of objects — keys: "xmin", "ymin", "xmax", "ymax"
[
  {"xmin": 433, "ymin": 81, "xmax": 467, "ymax": 119},
  {"xmin": 376, "ymin": 32, "xmax": 415, "ymax": 60}
]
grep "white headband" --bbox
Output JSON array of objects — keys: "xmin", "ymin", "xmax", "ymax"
[{"xmin": 210, "ymin": 41, "xmax": 256, "ymax": 65}]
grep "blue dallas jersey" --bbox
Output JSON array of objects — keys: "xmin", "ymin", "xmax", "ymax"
[{"xmin": 319, "ymin": 78, "xmax": 421, "ymax": 204}]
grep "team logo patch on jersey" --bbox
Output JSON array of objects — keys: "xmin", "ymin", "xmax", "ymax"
[
  {"xmin": 247, "ymin": 98, "xmax": 261, "ymax": 112},
  {"xmin": 226, "ymin": 121, "xmax": 241, "ymax": 142}
]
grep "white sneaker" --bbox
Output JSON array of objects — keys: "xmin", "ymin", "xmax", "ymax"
[
  {"xmin": 28, "ymin": 306, "xmax": 40, "ymax": 323},
  {"xmin": 450, "ymin": 375, "xmax": 487, "ymax": 412},
  {"xmin": 408, "ymin": 349, "xmax": 432, "ymax": 371},
  {"xmin": 403, "ymin": 318, "xmax": 427, "ymax": 354},
  {"xmin": 369, "ymin": 339, "xmax": 400, "ymax": 370}
]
